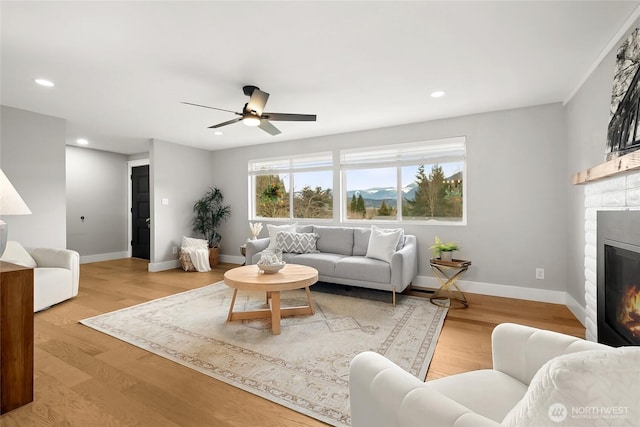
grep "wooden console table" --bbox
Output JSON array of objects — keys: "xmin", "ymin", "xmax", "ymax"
[
  {"xmin": 0, "ymin": 261, "xmax": 34, "ymax": 414},
  {"xmin": 429, "ymin": 258, "xmax": 471, "ymax": 309}
]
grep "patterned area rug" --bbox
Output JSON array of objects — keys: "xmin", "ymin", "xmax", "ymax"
[{"xmin": 80, "ymin": 282, "xmax": 447, "ymax": 426}]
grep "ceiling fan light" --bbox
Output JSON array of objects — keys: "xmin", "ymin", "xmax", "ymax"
[{"xmin": 243, "ymin": 116, "xmax": 261, "ymax": 127}]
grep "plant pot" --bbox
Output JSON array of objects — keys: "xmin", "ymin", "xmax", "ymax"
[
  {"xmin": 440, "ymin": 251, "xmax": 453, "ymax": 262},
  {"xmin": 209, "ymin": 246, "xmax": 219, "ymax": 266}
]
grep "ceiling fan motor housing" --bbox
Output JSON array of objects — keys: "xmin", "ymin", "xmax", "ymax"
[{"xmin": 242, "ymin": 85, "xmax": 259, "ymax": 97}]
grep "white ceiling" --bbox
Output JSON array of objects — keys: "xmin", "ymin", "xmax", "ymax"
[{"xmin": 1, "ymin": 1, "xmax": 638, "ymax": 155}]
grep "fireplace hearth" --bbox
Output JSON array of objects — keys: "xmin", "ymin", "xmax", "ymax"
[{"xmin": 597, "ymin": 211, "xmax": 640, "ymax": 346}]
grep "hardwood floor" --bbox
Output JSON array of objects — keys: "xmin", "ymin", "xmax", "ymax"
[{"xmin": 0, "ymin": 258, "xmax": 584, "ymax": 426}]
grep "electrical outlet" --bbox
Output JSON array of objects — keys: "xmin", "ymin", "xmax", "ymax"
[
  {"xmin": 172, "ymin": 246, "xmax": 178, "ymax": 254},
  {"xmin": 536, "ymin": 268, "xmax": 545, "ymax": 280}
]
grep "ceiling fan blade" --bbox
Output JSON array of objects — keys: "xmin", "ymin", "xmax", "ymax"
[
  {"xmin": 262, "ymin": 112, "xmax": 317, "ymax": 122},
  {"xmin": 208, "ymin": 117, "xmax": 243, "ymax": 128},
  {"xmin": 181, "ymin": 102, "xmax": 241, "ymax": 115},
  {"xmin": 246, "ymin": 89, "xmax": 269, "ymax": 116},
  {"xmin": 258, "ymin": 120, "xmax": 281, "ymax": 136}
]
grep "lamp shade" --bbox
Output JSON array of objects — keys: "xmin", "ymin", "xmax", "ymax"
[
  {"xmin": 0, "ymin": 169, "xmax": 31, "ymax": 215},
  {"xmin": 0, "ymin": 169, "xmax": 31, "ymax": 257}
]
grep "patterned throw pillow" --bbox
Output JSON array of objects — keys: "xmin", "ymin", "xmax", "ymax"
[{"xmin": 276, "ymin": 232, "xmax": 320, "ymax": 254}]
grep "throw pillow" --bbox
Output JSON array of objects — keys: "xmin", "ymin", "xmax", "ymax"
[
  {"xmin": 502, "ymin": 347, "xmax": 640, "ymax": 427},
  {"xmin": 181, "ymin": 236, "xmax": 208, "ymax": 248},
  {"xmin": 276, "ymin": 232, "xmax": 319, "ymax": 254},
  {"xmin": 365, "ymin": 225, "xmax": 403, "ymax": 263},
  {"xmin": 0, "ymin": 241, "xmax": 37, "ymax": 268},
  {"xmin": 267, "ymin": 223, "xmax": 298, "ymax": 249}
]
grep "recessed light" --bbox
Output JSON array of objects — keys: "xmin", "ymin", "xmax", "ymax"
[
  {"xmin": 214, "ymin": 131, "xmax": 223, "ymax": 136},
  {"xmin": 34, "ymin": 78, "xmax": 55, "ymax": 87},
  {"xmin": 430, "ymin": 90, "xmax": 446, "ymax": 98},
  {"xmin": 76, "ymin": 138, "xmax": 89, "ymax": 145}
]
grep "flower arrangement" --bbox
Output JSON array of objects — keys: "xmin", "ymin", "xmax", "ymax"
[
  {"xmin": 429, "ymin": 236, "xmax": 459, "ymax": 258},
  {"xmin": 259, "ymin": 249, "xmax": 283, "ymax": 266},
  {"xmin": 249, "ymin": 222, "xmax": 263, "ymax": 240}
]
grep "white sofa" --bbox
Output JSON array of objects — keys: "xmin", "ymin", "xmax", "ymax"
[
  {"xmin": 1, "ymin": 241, "xmax": 80, "ymax": 312},
  {"xmin": 245, "ymin": 224, "xmax": 418, "ymax": 304},
  {"xmin": 349, "ymin": 323, "xmax": 640, "ymax": 427}
]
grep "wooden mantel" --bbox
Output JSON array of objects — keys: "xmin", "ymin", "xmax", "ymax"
[{"xmin": 572, "ymin": 150, "xmax": 640, "ymax": 185}]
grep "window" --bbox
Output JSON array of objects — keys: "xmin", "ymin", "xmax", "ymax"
[
  {"xmin": 248, "ymin": 138, "xmax": 466, "ymax": 224},
  {"xmin": 340, "ymin": 137, "xmax": 466, "ymax": 223},
  {"xmin": 249, "ymin": 153, "xmax": 333, "ymax": 220}
]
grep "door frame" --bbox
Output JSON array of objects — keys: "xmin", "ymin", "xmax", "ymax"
[{"xmin": 127, "ymin": 159, "xmax": 150, "ymax": 258}]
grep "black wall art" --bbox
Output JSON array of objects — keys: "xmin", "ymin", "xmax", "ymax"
[{"xmin": 607, "ymin": 28, "xmax": 640, "ymax": 160}]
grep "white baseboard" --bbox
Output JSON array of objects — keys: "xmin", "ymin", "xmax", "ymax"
[
  {"xmin": 412, "ymin": 275, "xmax": 568, "ymax": 305},
  {"xmin": 147, "ymin": 254, "xmax": 243, "ymax": 272},
  {"xmin": 148, "ymin": 259, "xmax": 180, "ymax": 272},
  {"xmin": 219, "ymin": 254, "xmax": 244, "ymax": 265},
  {"xmin": 80, "ymin": 251, "xmax": 129, "ymax": 264},
  {"xmin": 565, "ymin": 293, "xmax": 587, "ymax": 327}
]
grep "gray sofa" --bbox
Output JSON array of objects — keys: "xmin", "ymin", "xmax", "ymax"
[{"xmin": 245, "ymin": 225, "xmax": 418, "ymax": 304}]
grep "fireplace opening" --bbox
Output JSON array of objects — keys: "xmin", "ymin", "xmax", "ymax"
[
  {"xmin": 597, "ymin": 211, "xmax": 640, "ymax": 347},
  {"xmin": 604, "ymin": 244, "xmax": 640, "ymax": 345}
]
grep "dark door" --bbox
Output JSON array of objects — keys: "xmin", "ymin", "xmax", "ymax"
[{"xmin": 131, "ymin": 165, "xmax": 150, "ymax": 260}]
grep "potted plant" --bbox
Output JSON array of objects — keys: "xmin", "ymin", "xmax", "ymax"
[
  {"xmin": 429, "ymin": 236, "xmax": 459, "ymax": 262},
  {"xmin": 192, "ymin": 187, "xmax": 231, "ymax": 266}
]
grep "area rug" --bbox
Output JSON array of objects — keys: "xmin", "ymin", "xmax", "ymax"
[{"xmin": 80, "ymin": 282, "xmax": 447, "ymax": 426}]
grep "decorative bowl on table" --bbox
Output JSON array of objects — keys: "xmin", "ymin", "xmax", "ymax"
[{"xmin": 257, "ymin": 261, "xmax": 286, "ymax": 274}]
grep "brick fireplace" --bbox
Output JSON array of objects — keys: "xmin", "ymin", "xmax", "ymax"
[{"xmin": 583, "ymin": 170, "xmax": 640, "ymax": 342}]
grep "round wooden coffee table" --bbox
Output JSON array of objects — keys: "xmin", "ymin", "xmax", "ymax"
[{"xmin": 223, "ymin": 264, "xmax": 319, "ymax": 335}]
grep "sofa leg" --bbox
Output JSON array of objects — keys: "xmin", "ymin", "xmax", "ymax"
[{"xmin": 392, "ymin": 287, "xmax": 396, "ymax": 307}]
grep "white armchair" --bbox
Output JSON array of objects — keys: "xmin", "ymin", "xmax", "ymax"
[
  {"xmin": 1, "ymin": 241, "xmax": 79, "ymax": 312},
  {"xmin": 350, "ymin": 323, "xmax": 640, "ymax": 427}
]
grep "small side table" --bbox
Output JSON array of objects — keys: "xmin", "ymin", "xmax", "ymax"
[{"xmin": 429, "ymin": 258, "xmax": 471, "ymax": 309}]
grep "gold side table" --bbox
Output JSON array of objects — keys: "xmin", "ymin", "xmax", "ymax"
[{"xmin": 429, "ymin": 258, "xmax": 471, "ymax": 309}]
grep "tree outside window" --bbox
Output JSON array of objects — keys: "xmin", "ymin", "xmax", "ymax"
[{"xmin": 255, "ymin": 174, "xmax": 289, "ymax": 218}]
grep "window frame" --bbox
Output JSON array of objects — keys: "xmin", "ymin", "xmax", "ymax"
[
  {"xmin": 247, "ymin": 137, "xmax": 467, "ymax": 226},
  {"xmin": 248, "ymin": 152, "xmax": 334, "ymax": 221},
  {"xmin": 339, "ymin": 137, "xmax": 467, "ymax": 225}
]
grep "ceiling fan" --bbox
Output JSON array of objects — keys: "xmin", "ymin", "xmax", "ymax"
[{"xmin": 182, "ymin": 85, "xmax": 317, "ymax": 136}]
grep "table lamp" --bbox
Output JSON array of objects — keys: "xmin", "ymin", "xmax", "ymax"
[{"xmin": 0, "ymin": 169, "xmax": 32, "ymax": 256}]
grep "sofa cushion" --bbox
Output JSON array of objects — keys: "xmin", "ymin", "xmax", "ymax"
[
  {"xmin": 296, "ymin": 224, "xmax": 313, "ymax": 233},
  {"xmin": 266, "ymin": 223, "xmax": 297, "ymax": 249},
  {"xmin": 365, "ymin": 225, "xmax": 403, "ymax": 263},
  {"xmin": 425, "ymin": 369, "xmax": 528, "ymax": 423},
  {"xmin": 276, "ymin": 231, "xmax": 319, "ymax": 254},
  {"xmin": 353, "ymin": 228, "xmax": 371, "ymax": 256},
  {"xmin": 502, "ymin": 347, "xmax": 640, "ymax": 426},
  {"xmin": 335, "ymin": 256, "xmax": 391, "ymax": 284},
  {"xmin": 289, "ymin": 253, "xmax": 347, "ymax": 276},
  {"xmin": 1, "ymin": 240, "xmax": 37, "ymax": 268},
  {"xmin": 313, "ymin": 226, "xmax": 354, "ymax": 256}
]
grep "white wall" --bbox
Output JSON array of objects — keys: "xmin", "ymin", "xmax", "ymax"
[
  {"xmin": 212, "ymin": 103, "xmax": 569, "ymax": 299},
  {"xmin": 66, "ymin": 146, "xmax": 129, "ymax": 258},
  {"xmin": 565, "ymin": 47, "xmax": 617, "ymax": 314},
  {"xmin": 0, "ymin": 106, "xmax": 67, "ymax": 248},
  {"xmin": 148, "ymin": 139, "xmax": 215, "ymax": 271}
]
